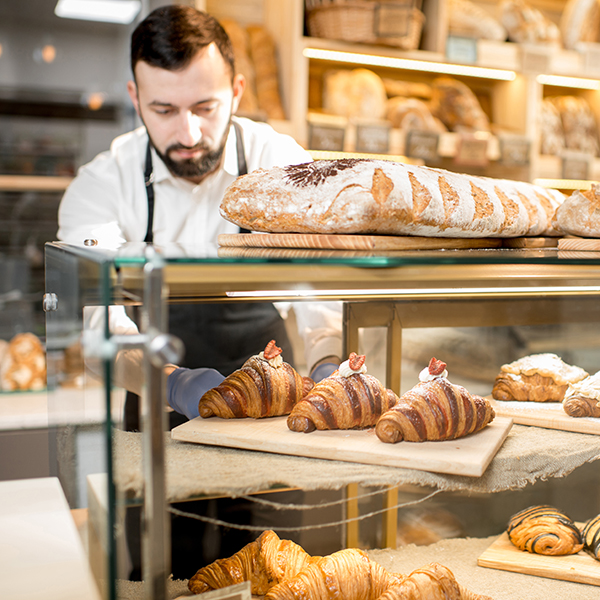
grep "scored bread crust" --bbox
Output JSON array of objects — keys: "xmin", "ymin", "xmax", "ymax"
[{"xmin": 220, "ymin": 159, "xmax": 565, "ymax": 238}]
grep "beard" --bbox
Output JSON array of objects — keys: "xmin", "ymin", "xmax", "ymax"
[{"xmin": 148, "ymin": 119, "xmax": 230, "ymax": 181}]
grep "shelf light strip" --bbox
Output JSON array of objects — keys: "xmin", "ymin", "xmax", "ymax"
[
  {"xmin": 227, "ymin": 286, "xmax": 600, "ymax": 299},
  {"xmin": 303, "ymin": 48, "xmax": 517, "ymax": 81},
  {"xmin": 533, "ymin": 178, "xmax": 594, "ymax": 190},
  {"xmin": 536, "ymin": 74, "xmax": 600, "ymax": 90}
]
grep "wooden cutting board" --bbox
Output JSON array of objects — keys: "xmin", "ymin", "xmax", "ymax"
[
  {"xmin": 218, "ymin": 233, "xmax": 503, "ymax": 251},
  {"xmin": 489, "ymin": 399, "xmax": 600, "ymax": 435},
  {"xmin": 558, "ymin": 237, "xmax": 600, "ymax": 251},
  {"xmin": 478, "ymin": 526, "xmax": 600, "ymax": 586},
  {"xmin": 501, "ymin": 237, "xmax": 559, "ymax": 248},
  {"xmin": 171, "ymin": 416, "xmax": 512, "ymax": 478}
]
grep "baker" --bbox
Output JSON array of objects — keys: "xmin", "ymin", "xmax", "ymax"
[{"xmin": 57, "ymin": 4, "xmax": 341, "ymax": 578}]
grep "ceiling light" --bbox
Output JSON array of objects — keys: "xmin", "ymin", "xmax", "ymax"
[
  {"xmin": 303, "ymin": 48, "xmax": 517, "ymax": 81},
  {"xmin": 536, "ymin": 74, "xmax": 600, "ymax": 90},
  {"xmin": 55, "ymin": 0, "xmax": 141, "ymax": 24}
]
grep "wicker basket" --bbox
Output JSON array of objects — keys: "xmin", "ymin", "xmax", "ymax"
[{"xmin": 306, "ymin": 0, "xmax": 425, "ymax": 50}]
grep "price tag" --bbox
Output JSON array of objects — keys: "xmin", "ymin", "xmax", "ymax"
[
  {"xmin": 308, "ymin": 123, "xmax": 346, "ymax": 152},
  {"xmin": 521, "ymin": 46, "xmax": 551, "ymax": 74},
  {"xmin": 454, "ymin": 134, "xmax": 489, "ymax": 167},
  {"xmin": 446, "ymin": 36, "xmax": 478, "ymax": 65},
  {"xmin": 405, "ymin": 130, "xmax": 439, "ymax": 161},
  {"xmin": 355, "ymin": 123, "xmax": 391, "ymax": 154},
  {"xmin": 374, "ymin": 4, "xmax": 410, "ymax": 38},
  {"xmin": 190, "ymin": 582, "xmax": 251, "ymax": 599},
  {"xmin": 500, "ymin": 137, "xmax": 531, "ymax": 166},
  {"xmin": 562, "ymin": 153, "xmax": 591, "ymax": 180},
  {"xmin": 579, "ymin": 43, "xmax": 600, "ymax": 76}
]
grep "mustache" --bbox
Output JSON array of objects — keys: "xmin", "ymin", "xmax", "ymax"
[{"xmin": 166, "ymin": 142, "xmax": 210, "ymax": 154}]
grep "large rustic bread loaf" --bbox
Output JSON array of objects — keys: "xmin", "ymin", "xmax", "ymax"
[
  {"xmin": 220, "ymin": 159, "xmax": 565, "ymax": 238},
  {"xmin": 553, "ymin": 183, "xmax": 600, "ymax": 237}
]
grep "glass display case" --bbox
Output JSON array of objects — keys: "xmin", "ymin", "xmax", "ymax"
[{"xmin": 44, "ymin": 240, "xmax": 600, "ymax": 600}]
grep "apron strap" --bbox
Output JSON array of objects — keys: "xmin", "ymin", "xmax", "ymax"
[{"xmin": 144, "ymin": 120, "xmax": 248, "ymax": 243}]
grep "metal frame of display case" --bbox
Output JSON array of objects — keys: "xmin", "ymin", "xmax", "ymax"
[{"xmin": 45, "ymin": 241, "xmax": 600, "ymax": 599}]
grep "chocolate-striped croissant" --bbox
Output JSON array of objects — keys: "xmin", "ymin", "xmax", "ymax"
[
  {"xmin": 287, "ymin": 353, "xmax": 399, "ymax": 433},
  {"xmin": 582, "ymin": 514, "xmax": 600, "ymax": 560},
  {"xmin": 376, "ymin": 358, "xmax": 495, "ymax": 443},
  {"xmin": 264, "ymin": 548, "xmax": 400, "ymax": 600},
  {"xmin": 188, "ymin": 530, "xmax": 314, "ymax": 595},
  {"xmin": 199, "ymin": 340, "xmax": 314, "ymax": 418},
  {"xmin": 378, "ymin": 562, "xmax": 492, "ymax": 600},
  {"xmin": 507, "ymin": 505, "xmax": 583, "ymax": 556}
]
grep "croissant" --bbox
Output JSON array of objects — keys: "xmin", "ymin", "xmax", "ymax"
[
  {"xmin": 188, "ymin": 530, "xmax": 314, "ymax": 595},
  {"xmin": 376, "ymin": 358, "xmax": 495, "ymax": 443},
  {"xmin": 582, "ymin": 514, "xmax": 600, "ymax": 560},
  {"xmin": 563, "ymin": 371, "xmax": 600, "ymax": 418},
  {"xmin": 199, "ymin": 340, "xmax": 314, "ymax": 418},
  {"xmin": 264, "ymin": 548, "xmax": 400, "ymax": 600},
  {"xmin": 507, "ymin": 505, "xmax": 583, "ymax": 556},
  {"xmin": 492, "ymin": 353, "xmax": 588, "ymax": 402},
  {"xmin": 287, "ymin": 353, "xmax": 399, "ymax": 433},
  {"xmin": 378, "ymin": 562, "xmax": 492, "ymax": 600}
]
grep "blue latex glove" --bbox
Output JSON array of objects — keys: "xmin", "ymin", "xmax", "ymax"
[
  {"xmin": 167, "ymin": 367, "xmax": 225, "ymax": 420},
  {"xmin": 310, "ymin": 362, "xmax": 339, "ymax": 383}
]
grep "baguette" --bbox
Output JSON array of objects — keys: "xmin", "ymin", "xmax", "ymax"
[{"xmin": 220, "ymin": 158, "xmax": 565, "ymax": 238}]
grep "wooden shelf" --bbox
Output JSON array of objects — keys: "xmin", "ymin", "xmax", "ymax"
[{"xmin": 0, "ymin": 174, "xmax": 73, "ymax": 192}]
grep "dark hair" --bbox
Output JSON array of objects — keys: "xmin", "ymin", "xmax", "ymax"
[{"xmin": 130, "ymin": 5, "xmax": 235, "ymax": 80}]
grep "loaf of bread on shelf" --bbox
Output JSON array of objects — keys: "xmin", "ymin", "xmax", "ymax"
[
  {"xmin": 188, "ymin": 530, "xmax": 315, "ymax": 595},
  {"xmin": 539, "ymin": 98, "xmax": 565, "ymax": 156},
  {"xmin": 492, "ymin": 353, "xmax": 589, "ymax": 402},
  {"xmin": 382, "ymin": 79, "xmax": 433, "ymax": 100},
  {"xmin": 287, "ymin": 352, "xmax": 399, "ymax": 432},
  {"xmin": 553, "ymin": 183, "xmax": 600, "ymax": 237},
  {"xmin": 220, "ymin": 158, "xmax": 565, "ymax": 238},
  {"xmin": 247, "ymin": 25, "xmax": 286, "ymax": 120},
  {"xmin": 378, "ymin": 562, "xmax": 493, "ymax": 600},
  {"xmin": 500, "ymin": 0, "xmax": 561, "ymax": 45},
  {"xmin": 563, "ymin": 370, "xmax": 600, "ymax": 417},
  {"xmin": 429, "ymin": 77, "xmax": 490, "ymax": 132},
  {"xmin": 198, "ymin": 340, "xmax": 314, "ymax": 419},
  {"xmin": 560, "ymin": 0, "xmax": 600, "ymax": 49},
  {"xmin": 551, "ymin": 95, "xmax": 600, "ymax": 156},
  {"xmin": 386, "ymin": 97, "xmax": 446, "ymax": 133},
  {"xmin": 375, "ymin": 358, "xmax": 495, "ymax": 443},
  {"xmin": 264, "ymin": 548, "xmax": 400, "ymax": 600},
  {"xmin": 323, "ymin": 68, "xmax": 388, "ymax": 120},
  {"xmin": 448, "ymin": 0, "xmax": 507, "ymax": 41},
  {"xmin": 507, "ymin": 505, "xmax": 584, "ymax": 555},
  {"xmin": 582, "ymin": 514, "xmax": 600, "ymax": 560},
  {"xmin": 0, "ymin": 332, "xmax": 46, "ymax": 392}
]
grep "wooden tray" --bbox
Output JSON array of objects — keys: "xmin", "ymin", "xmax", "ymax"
[
  {"xmin": 218, "ymin": 233, "xmax": 502, "ymax": 251},
  {"xmin": 478, "ymin": 526, "xmax": 600, "ymax": 586},
  {"xmin": 501, "ymin": 237, "xmax": 559, "ymax": 248},
  {"xmin": 558, "ymin": 237, "xmax": 600, "ymax": 252},
  {"xmin": 171, "ymin": 416, "xmax": 513, "ymax": 478},
  {"xmin": 489, "ymin": 399, "xmax": 600, "ymax": 435}
]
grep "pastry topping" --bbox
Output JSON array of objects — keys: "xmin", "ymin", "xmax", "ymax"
[
  {"xmin": 283, "ymin": 159, "xmax": 364, "ymax": 188},
  {"xmin": 338, "ymin": 352, "xmax": 368, "ymax": 377},
  {"xmin": 565, "ymin": 371, "xmax": 600, "ymax": 402},
  {"xmin": 499, "ymin": 353, "xmax": 588, "ymax": 385},
  {"xmin": 259, "ymin": 340, "xmax": 283, "ymax": 368},
  {"xmin": 419, "ymin": 357, "xmax": 448, "ymax": 382}
]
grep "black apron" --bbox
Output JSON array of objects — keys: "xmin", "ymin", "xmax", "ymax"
[{"xmin": 124, "ymin": 121, "xmax": 294, "ymax": 431}]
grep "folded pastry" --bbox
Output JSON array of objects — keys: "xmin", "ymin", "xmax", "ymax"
[
  {"xmin": 188, "ymin": 530, "xmax": 314, "ymax": 595},
  {"xmin": 376, "ymin": 358, "xmax": 495, "ymax": 443},
  {"xmin": 492, "ymin": 353, "xmax": 588, "ymax": 402},
  {"xmin": 287, "ymin": 353, "xmax": 399, "ymax": 433},
  {"xmin": 582, "ymin": 514, "xmax": 600, "ymax": 560},
  {"xmin": 378, "ymin": 562, "xmax": 492, "ymax": 600},
  {"xmin": 199, "ymin": 340, "xmax": 314, "ymax": 418},
  {"xmin": 264, "ymin": 548, "xmax": 399, "ymax": 600},
  {"xmin": 563, "ymin": 370, "xmax": 600, "ymax": 417},
  {"xmin": 507, "ymin": 505, "xmax": 583, "ymax": 556}
]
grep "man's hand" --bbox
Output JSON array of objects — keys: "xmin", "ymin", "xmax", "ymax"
[
  {"xmin": 166, "ymin": 367, "xmax": 225, "ymax": 420},
  {"xmin": 309, "ymin": 355, "xmax": 341, "ymax": 383}
]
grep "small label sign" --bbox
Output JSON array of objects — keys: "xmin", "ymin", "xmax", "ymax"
[
  {"xmin": 355, "ymin": 123, "xmax": 391, "ymax": 154},
  {"xmin": 405, "ymin": 130, "xmax": 439, "ymax": 161},
  {"xmin": 521, "ymin": 46, "xmax": 551, "ymax": 74},
  {"xmin": 446, "ymin": 36, "xmax": 478, "ymax": 64},
  {"xmin": 454, "ymin": 134, "xmax": 489, "ymax": 167},
  {"xmin": 500, "ymin": 137, "xmax": 531, "ymax": 166},
  {"xmin": 562, "ymin": 154, "xmax": 591, "ymax": 180},
  {"xmin": 308, "ymin": 123, "xmax": 345, "ymax": 152}
]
